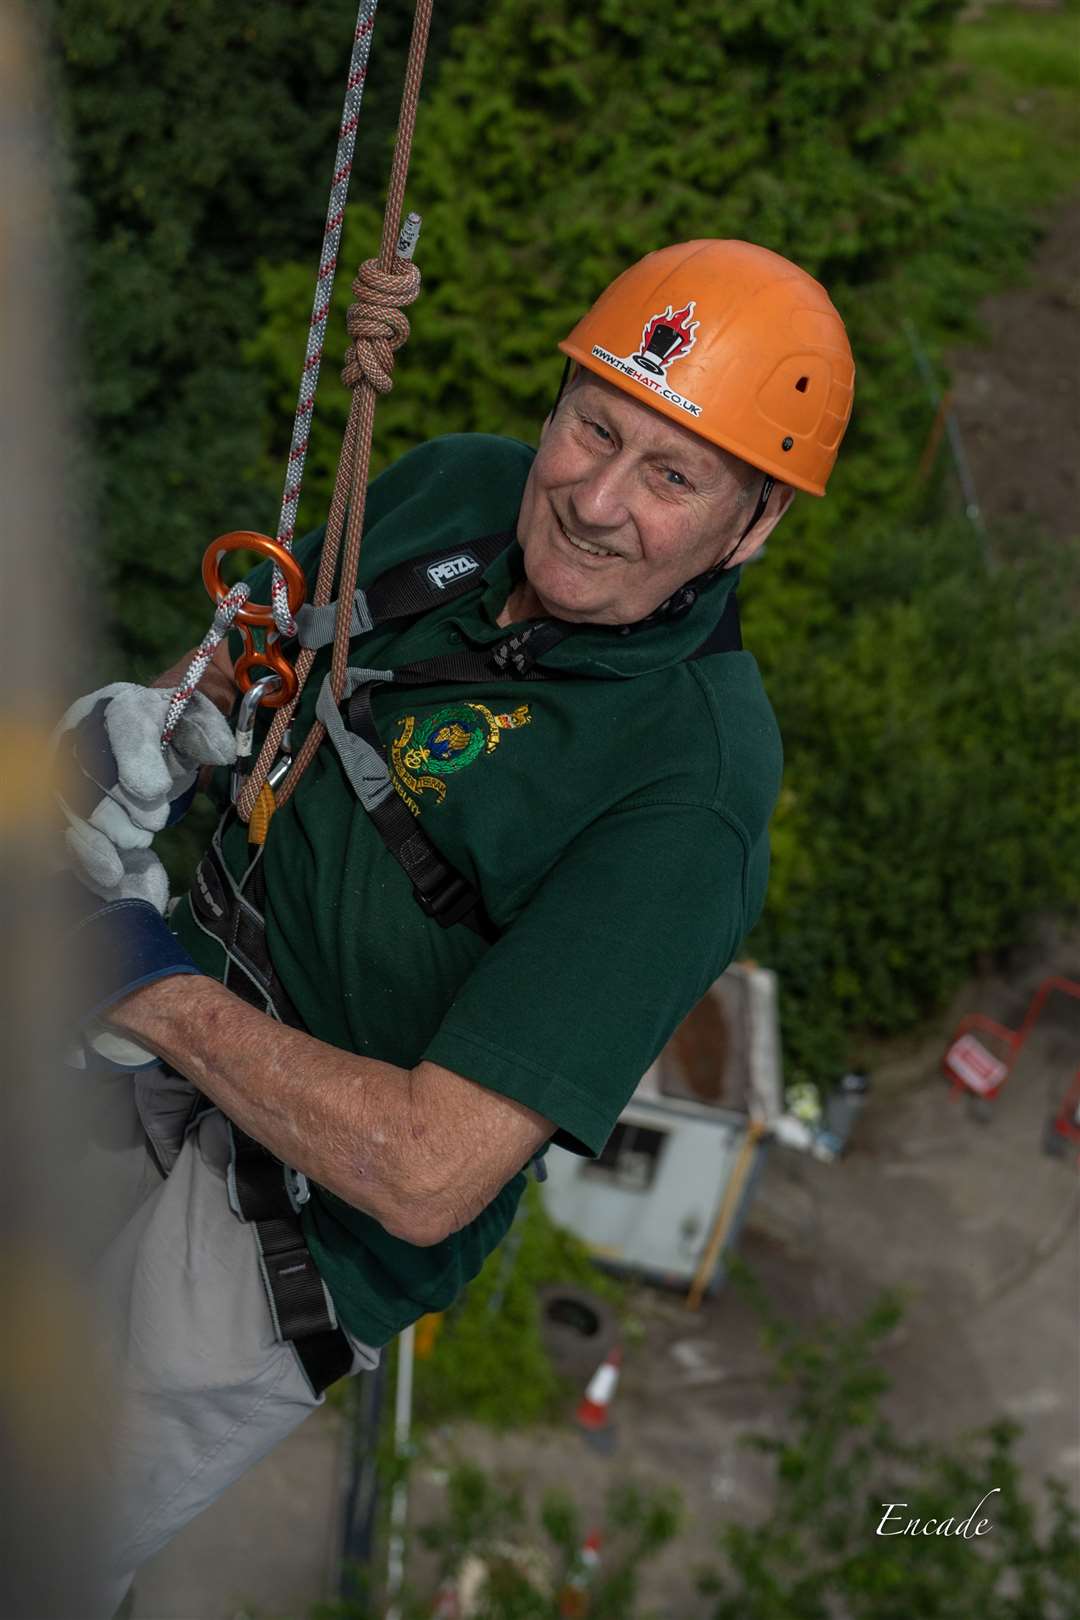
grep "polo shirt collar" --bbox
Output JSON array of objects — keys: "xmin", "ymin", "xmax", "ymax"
[{"xmin": 472, "ymin": 535, "xmax": 742, "ymax": 677}]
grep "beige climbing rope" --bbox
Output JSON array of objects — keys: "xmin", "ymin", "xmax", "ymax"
[{"xmin": 234, "ymin": 0, "xmax": 434, "ymax": 827}]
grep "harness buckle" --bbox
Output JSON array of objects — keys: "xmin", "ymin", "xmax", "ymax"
[
  {"xmin": 413, "ymin": 870, "xmax": 480, "ymax": 929},
  {"xmin": 285, "ymin": 1166, "xmax": 311, "ymax": 1212}
]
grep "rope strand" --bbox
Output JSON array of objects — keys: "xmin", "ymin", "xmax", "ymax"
[
  {"xmin": 161, "ymin": 0, "xmax": 382, "ymax": 755},
  {"xmin": 268, "ymin": 0, "xmax": 380, "ymax": 640},
  {"xmin": 238, "ymin": 0, "xmax": 434, "ymax": 821}
]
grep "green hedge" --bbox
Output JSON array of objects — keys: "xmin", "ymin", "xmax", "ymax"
[
  {"xmin": 48, "ymin": 0, "xmax": 485, "ymax": 681},
  {"xmin": 250, "ymin": 0, "xmax": 964, "ymax": 542},
  {"xmin": 748, "ymin": 523, "xmax": 1080, "ymax": 1080}
]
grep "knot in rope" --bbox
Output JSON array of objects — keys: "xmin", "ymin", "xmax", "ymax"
[{"xmin": 342, "ymin": 255, "xmax": 421, "ymax": 395}]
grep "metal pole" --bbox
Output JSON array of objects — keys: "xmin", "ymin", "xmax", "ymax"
[
  {"xmin": 685, "ymin": 1119, "xmax": 767, "ymax": 1311},
  {"xmin": 902, "ymin": 318, "xmax": 991, "ymax": 564},
  {"xmin": 339, "ymin": 1357, "xmax": 388, "ymax": 1596},
  {"xmin": 384, "ymin": 1323, "xmax": 415, "ymax": 1618}
]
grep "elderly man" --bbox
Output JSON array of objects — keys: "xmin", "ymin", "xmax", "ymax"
[{"xmin": 61, "ymin": 239, "xmax": 853, "ymax": 1611}]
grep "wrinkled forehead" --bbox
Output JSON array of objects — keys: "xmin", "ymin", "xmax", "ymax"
[{"xmin": 565, "ymin": 370, "xmax": 749, "ymax": 487}]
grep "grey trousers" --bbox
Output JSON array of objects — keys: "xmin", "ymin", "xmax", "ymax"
[{"xmin": 79, "ymin": 1063, "xmax": 379, "ymax": 1620}]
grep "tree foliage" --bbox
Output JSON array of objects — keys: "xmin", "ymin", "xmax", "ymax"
[
  {"xmin": 251, "ymin": 0, "xmax": 965, "ymax": 542},
  {"xmin": 747, "ymin": 523, "xmax": 1080, "ymax": 1081},
  {"xmin": 47, "ymin": 0, "xmax": 484, "ymax": 679}
]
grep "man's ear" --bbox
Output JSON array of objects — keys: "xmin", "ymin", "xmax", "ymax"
[
  {"xmin": 541, "ymin": 362, "xmax": 580, "ymax": 442},
  {"xmin": 734, "ymin": 483, "xmax": 795, "ymax": 565}
]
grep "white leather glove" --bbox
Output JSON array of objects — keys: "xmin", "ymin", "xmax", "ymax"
[
  {"xmin": 54, "ymin": 683, "xmax": 236, "ymax": 902},
  {"xmin": 55, "ymin": 683, "xmax": 234, "ymax": 1070}
]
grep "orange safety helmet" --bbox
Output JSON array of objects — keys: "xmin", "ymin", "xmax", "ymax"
[{"xmin": 558, "ymin": 240, "xmax": 854, "ymax": 497}]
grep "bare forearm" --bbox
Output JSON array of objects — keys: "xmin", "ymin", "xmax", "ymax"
[{"xmin": 106, "ymin": 974, "xmax": 441, "ymax": 1242}]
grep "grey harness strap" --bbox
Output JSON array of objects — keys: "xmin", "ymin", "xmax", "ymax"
[
  {"xmin": 294, "ymin": 592, "xmax": 375, "ymax": 650},
  {"xmin": 314, "ymin": 664, "xmax": 398, "ymax": 811}
]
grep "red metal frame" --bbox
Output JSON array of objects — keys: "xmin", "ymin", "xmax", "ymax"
[
  {"xmin": 943, "ymin": 976, "xmax": 1080, "ymax": 1107},
  {"xmin": 1048, "ymin": 1070, "xmax": 1080, "ymax": 1147}
]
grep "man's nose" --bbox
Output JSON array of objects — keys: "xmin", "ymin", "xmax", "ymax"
[{"xmin": 568, "ymin": 453, "xmax": 632, "ymax": 531}]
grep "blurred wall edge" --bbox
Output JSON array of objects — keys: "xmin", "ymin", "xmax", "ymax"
[{"xmin": 1, "ymin": 3, "xmax": 118, "ymax": 1613}]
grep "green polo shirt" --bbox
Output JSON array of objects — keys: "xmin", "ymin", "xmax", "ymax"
[{"xmin": 172, "ymin": 433, "xmax": 782, "ymax": 1347}]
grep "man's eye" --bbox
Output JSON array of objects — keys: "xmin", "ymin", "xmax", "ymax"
[
  {"xmin": 662, "ymin": 468, "xmax": 688, "ymax": 487},
  {"xmin": 585, "ymin": 418, "xmax": 612, "ymax": 442}
]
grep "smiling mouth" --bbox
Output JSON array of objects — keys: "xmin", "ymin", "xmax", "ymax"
[{"xmin": 557, "ymin": 516, "xmax": 623, "ymax": 560}]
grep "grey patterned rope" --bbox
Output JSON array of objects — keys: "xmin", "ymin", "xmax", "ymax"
[
  {"xmin": 161, "ymin": 0, "xmax": 380, "ymax": 752},
  {"xmin": 269, "ymin": 0, "xmax": 380, "ymax": 637}
]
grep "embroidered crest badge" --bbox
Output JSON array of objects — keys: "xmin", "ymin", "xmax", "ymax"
[{"xmin": 390, "ymin": 701, "xmax": 532, "ymax": 813}]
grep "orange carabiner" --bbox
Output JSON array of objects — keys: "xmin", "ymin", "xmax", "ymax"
[
  {"xmin": 232, "ymin": 631, "xmax": 299, "ymax": 708},
  {"xmin": 202, "ymin": 531, "xmax": 307, "ymax": 710}
]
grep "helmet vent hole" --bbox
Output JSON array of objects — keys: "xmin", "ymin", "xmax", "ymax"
[{"xmin": 795, "ymin": 376, "xmax": 809, "ymax": 393}]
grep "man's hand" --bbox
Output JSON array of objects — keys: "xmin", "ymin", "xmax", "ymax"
[
  {"xmin": 54, "ymin": 646, "xmax": 237, "ymax": 1067},
  {"xmin": 55, "ymin": 683, "xmax": 236, "ymax": 902}
]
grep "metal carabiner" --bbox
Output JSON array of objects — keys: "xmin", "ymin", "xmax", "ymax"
[{"xmin": 202, "ymin": 531, "xmax": 307, "ymax": 710}]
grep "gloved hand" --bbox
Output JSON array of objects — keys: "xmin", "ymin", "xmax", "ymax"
[{"xmin": 54, "ymin": 683, "xmax": 236, "ymax": 903}]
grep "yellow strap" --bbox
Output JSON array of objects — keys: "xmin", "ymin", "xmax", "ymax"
[{"xmin": 247, "ymin": 782, "xmax": 277, "ymax": 846}]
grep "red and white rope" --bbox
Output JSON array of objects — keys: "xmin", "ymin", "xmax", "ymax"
[
  {"xmin": 159, "ymin": 585, "xmax": 251, "ymax": 741},
  {"xmin": 268, "ymin": 0, "xmax": 379, "ymax": 637},
  {"xmin": 160, "ymin": 0, "xmax": 380, "ymax": 752}
]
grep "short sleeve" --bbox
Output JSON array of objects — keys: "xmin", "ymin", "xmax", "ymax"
[{"xmin": 422, "ymin": 801, "xmax": 753, "ymax": 1156}]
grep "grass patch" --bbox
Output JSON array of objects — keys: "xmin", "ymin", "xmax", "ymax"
[
  {"xmin": 958, "ymin": 5, "xmax": 1080, "ymax": 91},
  {"xmin": 910, "ymin": 4, "xmax": 1080, "ymax": 213},
  {"xmin": 411, "ymin": 1181, "xmax": 624, "ymax": 1431}
]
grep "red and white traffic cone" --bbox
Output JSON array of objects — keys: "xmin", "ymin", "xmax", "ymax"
[
  {"xmin": 575, "ymin": 1345, "xmax": 621, "ymax": 1451},
  {"xmin": 558, "ymin": 1528, "xmax": 602, "ymax": 1617},
  {"xmin": 430, "ymin": 1575, "xmax": 459, "ymax": 1618}
]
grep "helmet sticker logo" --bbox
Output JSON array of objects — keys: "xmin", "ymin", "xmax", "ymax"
[
  {"xmin": 591, "ymin": 299, "xmax": 704, "ymax": 418},
  {"xmin": 633, "ymin": 301, "xmax": 699, "ymax": 374}
]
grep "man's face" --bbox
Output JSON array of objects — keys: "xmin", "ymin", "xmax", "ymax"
[{"xmin": 515, "ymin": 373, "xmax": 779, "ymax": 625}]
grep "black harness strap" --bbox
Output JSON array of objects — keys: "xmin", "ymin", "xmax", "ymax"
[
  {"xmin": 341, "ymin": 614, "xmax": 578, "ymax": 943},
  {"xmin": 337, "ymin": 573, "xmax": 740, "ymax": 942},
  {"xmin": 324, "ymin": 523, "xmax": 741, "ymax": 943},
  {"xmin": 362, "ymin": 529, "xmax": 515, "ymax": 622},
  {"xmin": 363, "ymin": 782, "xmax": 501, "ymax": 938},
  {"xmin": 189, "ymin": 824, "xmax": 304, "ymax": 1025},
  {"xmin": 188, "ymin": 822, "xmax": 354, "ymax": 1397},
  {"xmin": 227, "ymin": 1131, "xmax": 355, "ymax": 1398}
]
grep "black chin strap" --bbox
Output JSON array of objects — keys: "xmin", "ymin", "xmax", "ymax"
[
  {"xmin": 552, "ymin": 355, "xmax": 573, "ymax": 416},
  {"xmin": 629, "ymin": 472, "xmax": 775, "ymax": 630}
]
